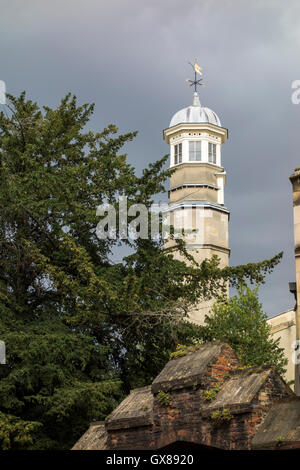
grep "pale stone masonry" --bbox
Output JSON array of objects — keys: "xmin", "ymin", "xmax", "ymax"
[
  {"xmin": 268, "ymin": 309, "xmax": 296, "ymax": 387},
  {"xmin": 289, "ymin": 168, "xmax": 300, "ymax": 362},
  {"xmin": 267, "ymin": 168, "xmax": 300, "ymax": 395},
  {"xmin": 163, "ymin": 92, "xmax": 229, "ymax": 324}
]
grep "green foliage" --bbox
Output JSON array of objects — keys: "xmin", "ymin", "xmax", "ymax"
[
  {"xmin": 200, "ymin": 285, "xmax": 287, "ymax": 375},
  {"xmin": 170, "ymin": 342, "xmax": 201, "ymax": 360},
  {"xmin": 157, "ymin": 390, "xmax": 172, "ymax": 407},
  {"xmin": 275, "ymin": 436, "xmax": 286, "ymax": 447},
  {"xmin": 0, "ymin": 92, "xmax": 283, "ymax": 449},
  {"xmin": 0, "ymin": 316, "xmax": 122, "ymax": 449},
  {"xmin": 201, "ymin": 385, "xmax": 220, "ymax": 402},
  {"xmin": 0, "ymin": 412, "xmax": 42, "ymax": 450},
  {"xmin": 0, "ymin": 92, "xmax": 134, "ymax": 449},
  {"xmin": 210, "ymin": 408, "xmax": 233, "ymax": 426}
]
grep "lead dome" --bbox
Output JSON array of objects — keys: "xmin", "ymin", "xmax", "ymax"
[{"xmin": 169, "ymin": 92, "xmax": 221, "ymax": 128}]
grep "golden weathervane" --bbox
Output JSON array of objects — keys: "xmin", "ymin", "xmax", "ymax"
[{"xmin": 186, "ymin": 59, "xmax": 205, "ymax": 92}]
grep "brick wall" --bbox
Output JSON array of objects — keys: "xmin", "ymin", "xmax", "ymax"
[{"xmin": 105, "ymin": 345, "xmax": 293, "ymax": 450}]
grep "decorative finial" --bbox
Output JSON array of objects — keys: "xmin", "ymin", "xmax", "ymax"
[{"xmin": 185, "ymin": 59, "xmax": 205, "ymax": 93}]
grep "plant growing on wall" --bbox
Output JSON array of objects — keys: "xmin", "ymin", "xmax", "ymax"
[
  {"xmin": 157, "ymin": 391, "xmax": 172, "ymax": 407},
  {"xmin": 201, "ymin": 385, "xmax": 220, "ymax": 402},
  {"xmin": 210, "ymin": 408, "xmax": 233, "ymax": 426}
]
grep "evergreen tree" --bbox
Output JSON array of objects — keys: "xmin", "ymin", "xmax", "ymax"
[{"xmin": 0, "ymin": 92, "xmax": 282, "ymax": 449}]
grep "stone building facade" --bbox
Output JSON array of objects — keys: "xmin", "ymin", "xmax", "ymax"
[{"xmin": 267, "ymin": 168, "xmax": 300, "ymax": 394}]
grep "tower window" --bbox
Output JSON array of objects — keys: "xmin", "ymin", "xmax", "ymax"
[
  {"xmin": 208, "ymin": 143, "xmax": 217, "ymax": 164},
  {"xmin": 174, "ymin": 143, "xmax": 182, "ymax": 164},
  {"xmin": 189, "ymin": 141, "xmax": 201, "ymax": 161}
]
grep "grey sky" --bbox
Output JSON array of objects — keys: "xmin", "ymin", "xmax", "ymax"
[{"xmin": 1, "ymin": 0, "xmax": 300, "ymax": 315}]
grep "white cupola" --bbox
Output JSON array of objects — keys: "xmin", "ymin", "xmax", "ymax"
[{"xmin": 164, "ymin": 91, "xmax": 227, "ymax": 170}]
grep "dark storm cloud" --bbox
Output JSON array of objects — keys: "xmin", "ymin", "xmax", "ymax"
[{"xmin": 1, "ymin": 0, "xmax": 299, "ymax": 314}]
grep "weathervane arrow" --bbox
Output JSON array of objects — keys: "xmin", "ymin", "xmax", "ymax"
[{"xmin": 186, "ymin": 59, "xmax": 205, "ymax": 92}]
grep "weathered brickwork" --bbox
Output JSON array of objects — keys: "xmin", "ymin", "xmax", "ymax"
[{"xmin": 73, "ymin": 342, "xmax": 297, "ymax": 451}]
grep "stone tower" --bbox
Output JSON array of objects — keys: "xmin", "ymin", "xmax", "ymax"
[
  {"xmin": 163, "ymin": 88, "xmax": 229, "ymax": 324},
  {"xmin": 289, "ymin": 167, "xmax": 300, "ymax": 395}
]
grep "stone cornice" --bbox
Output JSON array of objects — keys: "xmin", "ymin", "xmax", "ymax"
[{"xmin": 163, "ymin": 122, "xmax": 228, "ymax": 144}]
